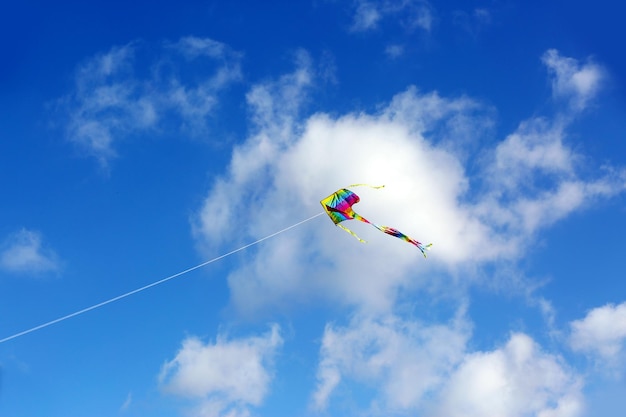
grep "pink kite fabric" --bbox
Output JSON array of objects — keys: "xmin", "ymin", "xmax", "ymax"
[{"xmin": 320, "ymin": 185, "xmax": 432, "ymax": 257}]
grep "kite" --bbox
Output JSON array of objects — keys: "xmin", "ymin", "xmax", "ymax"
[{"xmin": 320, "ymin": 184, "xmax": 432, "ymax": 257}]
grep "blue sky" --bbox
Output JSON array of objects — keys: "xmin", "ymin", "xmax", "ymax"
[{"xmin": 1, "ymin": 1, "xmax": 626, "ymax": 416}]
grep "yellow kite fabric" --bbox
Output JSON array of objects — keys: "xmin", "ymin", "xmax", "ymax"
[{"xmin": 320, "ymin": 185, "xmax": 432, "ymax": 257}]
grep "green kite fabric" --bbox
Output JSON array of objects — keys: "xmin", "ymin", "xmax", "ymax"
[{"xmin": 320, "ymin": 184, "xmax": 432, "ymax": 257}]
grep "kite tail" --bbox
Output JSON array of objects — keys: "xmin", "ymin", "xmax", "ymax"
[
  {"xmin": 337, "ymin": 224, "xmax": 367, "ymax": 243},
  {"xmin": 372, "ymin": 224, "xmax": 433, "ymax": 258},
  {"xmin": 346, "ymin": 183, "xmax": 385, "ymax": 190},
  {"xmin": 416, "ymin": 242, "xmax": 433, "ymax": 258}
]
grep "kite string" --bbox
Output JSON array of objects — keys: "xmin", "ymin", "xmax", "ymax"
[{"xmin": 0, "ymin": 212, "xmax": 325, "ymax": 344}]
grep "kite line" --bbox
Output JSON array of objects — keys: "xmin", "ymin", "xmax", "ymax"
[{"xmin": 0, "ymin": 212, "xmax": 325, "ymax": 344}]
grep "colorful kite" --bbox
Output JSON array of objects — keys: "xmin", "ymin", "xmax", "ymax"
[{"xmin": 320, "ymin": 184, "xmax": 432, "ymax": 257}]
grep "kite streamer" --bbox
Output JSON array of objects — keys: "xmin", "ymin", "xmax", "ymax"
[{"xmin": 321, "ymin": 184, "xmax": 432, "ymax": 257}]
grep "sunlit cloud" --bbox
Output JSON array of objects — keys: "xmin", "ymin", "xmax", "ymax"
[
  {"xmin": 570, "ymin": 302, "xmax": 626, "ymax": 372},
  {"xmin": 192, "ymin": 49, "xmax": 624, "ymax": 319},
  {"xmin": 313, "ymin": 311, "xmax": 469, "ymax": 411},
  {"xmin": 436, "ymin": 333, "xmax": 584, "ymax": 417},
  {"xmin": 160, "ymin": 325, "xmax": 282, "ymax": 417}
]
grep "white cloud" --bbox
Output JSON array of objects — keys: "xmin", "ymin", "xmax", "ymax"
[
  {"xmin": 192, "ymin": 50, "xmax": 313, "ymax": 252},
  {"xmin": 512, "ymin": 177, "xmax": 623, "ymax": 234},
  {"xmin": 192, "ymin": 50, "xmax": 624, "ymax": 317},
  {"xmin": 570, "ymin": 302, "xmax": 626, "ymax": 367},
  {"xmin": 193, "ymin": 59, "xmax": 503, "ymax": 315},
  {"xmin": 350, "ymin": 0, "xmax": 433, "ymax": 32},
  {"xmin": 491, "ymin": 119, "xmax": 575, "ymax": 184},
  {"xmin": 0, "ymin": 229, "xmax": 60, "ymax": 274},
  {"xmin": 172, "ymin": 36, "xmax": 227, "ymax": 59},
  {"xmin": 542, "ymin": 49, "xmax": 605, "ymax": 111},
  {"xmin": 199, "ymin": 96, "xmax": 494, "ymax": 314},
  {"xmin": 312, "ymin": 316, "xmax": 585, "ymax": 416},
  {"xmin": 160, "ymin": 324, "xmax": 282, "ymax": 417},
  {"xmin": 313, "ymin": 311, "xmax": 470, "ymax": 411},
  {"xmin": 473, "ymin": 8, "xmax": 491, "ymax": 23},
  {"xmin": 475, "ymin": 114, "xmax": 626, "ymax": 243},
  {"xmin": 436, "ymin": 333, "xmax": 584, "ymax": 417},
  {"xmin": 61, "ymin": 37, "xmax": 242, "ymax": 167},
  {"xmin": 352, "ymin": 1, "xmax": 381, "ymax": 31},
  {"xmin": 474, "ymin": 59, "xmax": 624, "ymax": 239},
  {"xmin": 385, "ymin": 44, "xmax": 405, "ymax": 59},
  {"xmin": 65, "ymin": 43, "xmax": 151, "ymax": 165}
]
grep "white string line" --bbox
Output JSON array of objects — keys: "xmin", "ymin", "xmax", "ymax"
[{"xmin": 0, "ymin": 212, "xmax": 325, "ymax": 344}]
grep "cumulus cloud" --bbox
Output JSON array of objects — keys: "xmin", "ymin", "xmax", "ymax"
[
  {"xmin": 60, "ymin": 37, "xmax": 242, "ymax": 166},
  {"xmin": 436, "ymin": 333, "xmax": 584, "ymax": 417},
  {"xmin": 189, "ymin": 51, "xmax": 621, "ymax": 417},
  {"xmin": 313, "ymin": 311, "xmax": 469, "ymax": 411},
  {"xmin": 160, "ymin": 324, "xmax": 282, "ymax": 417},
  {"xmin": 542, "ymin": 49, "xmax": 605, "ymax": 111},
  {"xmin": 195, "ymin": 84, "xmax": 494, "ymax": 314},
  {"xmin": 350, "ymin": 0, "xmax": 434, "ymax": 32},
  {"xmin": 569, "ymin": 302, "xmax": 626, "ymax": 368},
  {"xmin": 191, "ymin": 49, "xmax": 624, "ymax": 316},
  {"xmin": 312, "ymin": 316, "xmax": 584, "ymax": 416},
  {"xmin": 0, "ymin": 229, "xmax": 60, "ymax": 274}
]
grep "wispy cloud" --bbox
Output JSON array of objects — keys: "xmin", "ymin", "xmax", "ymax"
[
  {"xmin": 120, "ymin": 392, "xmax": 132, "ymax": 412},
  {"xmin": 0, "ymin": 229, "xmax": 60, "ymax": 275},
  {"xmin": 160, "ymin": 325, "xmax": 282, "ymax": 417},
  {"xmin": 385, "ymin": 44, "xmax": 405, "ymax": 59},
  {"xmin": 352, "ymin": 1, "xmax": 381, "ymax": 31},
  {"xmin": 350, "ymin": 0, "xmax": 434, "ymax": 32},
  {"xmin": 478, "ymin": 117, "xmax": 625, "ymax": 237},
  {"xmin": 171, "ymin": 36, "xmax": 228, "ymax": 59},
  {"xmin": 542, "ymin": 49, "xmax": 605, "ymax": 112},
  {"xmin": 60, "ymin": 37, "xmax": 242, "ymax": 167},
  {"xmin": 474, "ymin": 49, "xmax": 623, "ymax": 248}
]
